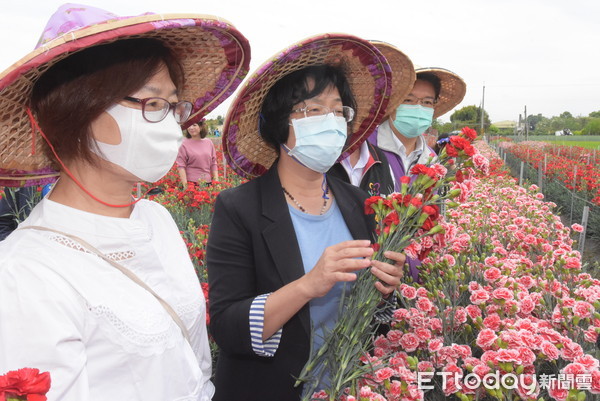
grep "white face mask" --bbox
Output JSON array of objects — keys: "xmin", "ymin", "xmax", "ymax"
[
  {"xmin": 92, "ymin": 104, "xmax": 183, "ymax": 182},
  {"xmin": 287, "ymin": 113, "xmax": 348, "ymax": 173}
]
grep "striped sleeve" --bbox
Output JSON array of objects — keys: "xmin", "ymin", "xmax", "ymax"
[
  {"xmin": 249, "ymin": 293, "xmax": 282, "ymax": 357},
  {"xmin": 373, "ymin": 290, "xmax": 398, "ymax": 323}
]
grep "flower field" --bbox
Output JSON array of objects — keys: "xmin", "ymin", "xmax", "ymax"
[
  {"xmin": 141, "ymin": 138, "xmax": 599, "ymax": 401},
  {"xmin": 2, "ymin": 138, "xmax": 598, "ymax": 401},
  {"xmin": 328, "ymin": 141, "xmax": 600, "ymax": 401},
  {"xmin": 498, "ymin": 141, "xmax": 600, "ymax": 206}
]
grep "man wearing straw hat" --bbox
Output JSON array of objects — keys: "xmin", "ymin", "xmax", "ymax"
[
  {"xmin": 328, "ymin": 41, "xmax": 415, "ymax": 197},
  {"xmin": 0, "ymin": 4, "xmax": 250, "ymax": 400},
  {"xmin": 368, "ymin": 65, "xmax": 467, "ymax": 187}
]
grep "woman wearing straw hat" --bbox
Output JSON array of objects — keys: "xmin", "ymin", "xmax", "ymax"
[
  {"xmin": 328, "ymin": 41, "xmax": 416, "ymax": 197},
  {"xmin": 0, "ymin": 4, "xmax": 249, "ymax": 400},
  {"xmin": 207, "ymin": 34, "xmax": 406, "ymax": 400}
]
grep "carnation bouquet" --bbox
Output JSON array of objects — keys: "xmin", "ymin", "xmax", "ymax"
[{"xmin": 297, "ymin": 127, "xmax": 487, "ymax": 400}]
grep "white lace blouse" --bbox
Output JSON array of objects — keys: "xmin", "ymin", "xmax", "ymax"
[{"xmin": 0, "ymin": 198, "xmax": 214, "ymax": 401}]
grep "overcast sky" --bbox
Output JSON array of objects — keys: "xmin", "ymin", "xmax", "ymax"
[{"xmin": 1, "ymin": 0, "xmax": 598, "ymax": 123}]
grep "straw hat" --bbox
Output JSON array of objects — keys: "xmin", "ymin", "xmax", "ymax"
[
  {"xmin": 369, "ymin": 41, "xmax": 415, "ymax": 118},
  {"xmin": 0, "ymin": 3, "xmax": 250, "ymax": 186},
  {"xmin": 222, "ymin": 33, "xmax": 392, "ymax": 179},
  {"xmin": 415, "ymin": 67, "xmax": 466, "ymax": 118}
]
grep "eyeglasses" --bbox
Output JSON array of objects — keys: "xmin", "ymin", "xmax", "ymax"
[
  {"xmin": 402, "ymin": 95, "xmax": 438, "ymax": 108},
  {"xmin": 291, "ymin": 103, "xmax": 355, "ymax": 123},
  {"xmin": 123, "ymin": 96, "xmax": 194, "ymax": 124}
]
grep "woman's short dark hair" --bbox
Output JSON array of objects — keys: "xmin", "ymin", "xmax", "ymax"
[
  {"xmin": 184, "ymin": 121, "xmax": 209, "ymax": 139},
  {"xmin": 31, "ymin": 38, "xmax": 184, "ymax": 166},
  {"xmin": 416, "ymin": 72, "xmax": 441, "ymax": 99},
  {"xmin": 259, "ymin": 64, "xmax": 356, "ymax": 151}
]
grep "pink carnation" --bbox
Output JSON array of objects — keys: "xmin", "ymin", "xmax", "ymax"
[
  {"xmin": 483, "ymin": 267, "xmax": 501, "ymax": 281},
  {"xmin": 374, "ymin": 367, "xmax": 395, "ymax": 383},
  {"xmin": 400, "ymin": 285, "xmax": 417, "ymax": 300},
  {"xmin": 565, "ymin": 257, "xmax": 582, "ymax": 269},
  {"xmin": 561, "ymin": 340, "xmax": 584, "ymax": 361},
  {"xmin": 442, "ymin": 254, "xmax": 456, "ymax": 267},
  {"xmin": 491, "ymin": 287, "xmax": 514, "ymax": 301},
  {"xmin": 573, "ymin": 300, "xmax": 593, "ymax": 318},
  {"xmin": 540, "ymin": 341, "xmax": 560, "ymax": 360},
  {"xmin": 476, "ymin": 328, "xmax": 497, "ymax": 349},
  {"xmin": 416, "ymin": 297, "xmax": 433, "ymax": 313},
  {"xmin": 519, "ymin": 296, "xmax": 536, "ymax": 315},
  {"xmin": 571, "ymin": 223, "xmax": 584, "ymax": 233},
  {"xmin": 399, "ymin": 333, "xmax": 420, "ymax": 352},
  {"xmin": 428, "ymin": 338, "xmax": 443, "ymax": 352},
  {"xmin": 470, "ymin": 289, "xmax": 490, "ymax": 305},
  {"xmin": 417, "ymin": 361, "xmax": 435, "ymax": 372},
  {"xmin": 483, "ymin": 314, "xmax": 502, "ymax": 331},
  {"xmin": 496, "ymin": 348, "xmax": 520, "ymax": 364},
  {"xmin": 465, "ymin": 304, "xmax": 482, "ymax": 320},
  {"xmin": 415, "ymin": 327, "xmax": 432, "ymax": 341},
  {"xmin": 591, "ymin": 370, "xmax": 600, "ymax": 394}
]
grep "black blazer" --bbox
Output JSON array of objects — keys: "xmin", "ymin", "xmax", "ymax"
[{"xmin": 207, "ymin": 165, "xmax": 374, "ymax": 401}]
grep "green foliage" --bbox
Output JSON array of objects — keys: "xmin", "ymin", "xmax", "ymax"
[
  {"xmin": 449, "ymin": 105, "xmax": 490, "ymax": 132},
  {"xmin": 532, "ymin": 112, "xmax": 589, "ymax": 135},
  {"xmin": 582, "ymin": 118, "xmax": 600, "ymax": 135},
  {"xmin": 589, "ymin": 110, "xmax": 600, "ymax": 118},
  {"xmin": 487, "ymin": 124, "xmax": 500, "ymax": 134},
  {"xmin": 560, "ymin": 111, "xmax": 574, "ymax": 119},
  {"xmin": 526, "ymin": 113, "xmax": 545, "ymax": 131}
]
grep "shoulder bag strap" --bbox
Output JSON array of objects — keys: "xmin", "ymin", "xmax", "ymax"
[{"xmin": 18, "ymin": 225, "xmax": 191, "ymax": 344}]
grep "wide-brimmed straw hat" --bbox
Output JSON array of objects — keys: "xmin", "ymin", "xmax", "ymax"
[
  {"xmin": 0, "ymin": 3, "xmax": 250, "ymax": 186},
  {"xmin": 222, "ymin": 33, "xmax": 392, "ymax": 179},
  {"xmin": 415, "ymin": 66, "xmax": 466, "ymax": 118},
  {"xmin": 370, "ymin": 41, "xmax": 415, "ymax": 119}
]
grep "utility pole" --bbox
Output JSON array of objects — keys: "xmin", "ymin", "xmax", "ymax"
[
  {"xmin": 479, "ymin": 85, "xmax": 485, "ymax": 137},
  {"xmin": 524, "ymin": 105, "xmax": 528, "ymax": 141}
]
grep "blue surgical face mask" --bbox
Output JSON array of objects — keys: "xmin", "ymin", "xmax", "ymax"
[
  {"xmin": 392, "ymin": 104, "xmax": 434, "ymax": 138},
  {"xmin": 284, "ymin": 113, "xmax": 348, "ymax": 173}
]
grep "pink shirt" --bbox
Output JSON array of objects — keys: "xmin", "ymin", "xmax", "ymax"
[{"xmin": 176, "ymin": 138, "xmax": 217, "ymax": 182}]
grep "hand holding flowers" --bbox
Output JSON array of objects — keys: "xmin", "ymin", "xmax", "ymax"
[{"xmin": 297, "ymin": 127, "xmax": 484, "ymax": 400}]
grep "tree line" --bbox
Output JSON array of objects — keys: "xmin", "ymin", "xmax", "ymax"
[{"xmin": 433, "ymin": 106, "xmax": 600, "ymax": 136}]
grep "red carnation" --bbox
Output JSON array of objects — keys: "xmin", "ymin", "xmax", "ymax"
[
  {"xmin": 461, "ymin": 126, "xmax": 478, "ymax": 140},
  {"xmin": 383, "ymin": 211, "xmax": 400, "ymax": 226},
  {"xmin": 399, "ymin": 176, "xmax": 411, "ymax": 185},
  {"xmin": 364, "ymin": 196, "xmax": 383, "ymax": 215},
  {"xmin": 0, "ymin": 368, "xmax": 51, "ymax": 401},
  {"xmin": 392, "ymin": 193, "xmax": 411, "ymax": 206},
  {"xmin": 410, "ymin": 164, "xmax": 436, "ymax": 179},
  {"xmin": 445, "ymin": 145, "xmax": 458, "ymax": 157}
]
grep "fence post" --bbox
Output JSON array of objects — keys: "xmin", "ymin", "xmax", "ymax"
[
  {"xmin": 503, "ymin": 152, "xmax": 507, "ymax": 163},
  {"xmin": 519, "ymin": 161, "xmax": 524, "ymax": 186},
  {"xmin": 136, "ymin": 182, "xmax": 141, "ymax": 199},
  {"xmin": 569, "ymin": 166, "xmax": 577, "ymax": 225},
  {"xmin": 578, "ymin": 206, "xmax": 589, "ymax": 255},
  {"xmin": 537, "ymin": 163, "xmax": 543, "ymax": 191},
  {"xmin": 544, "ymin": 154, "xmax": 547, "ymax": 174}
]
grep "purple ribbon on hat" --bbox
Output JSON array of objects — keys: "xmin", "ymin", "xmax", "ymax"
[{"xmin": 35, "ymin": 3, "xmax": 151, "ymax": 49}]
